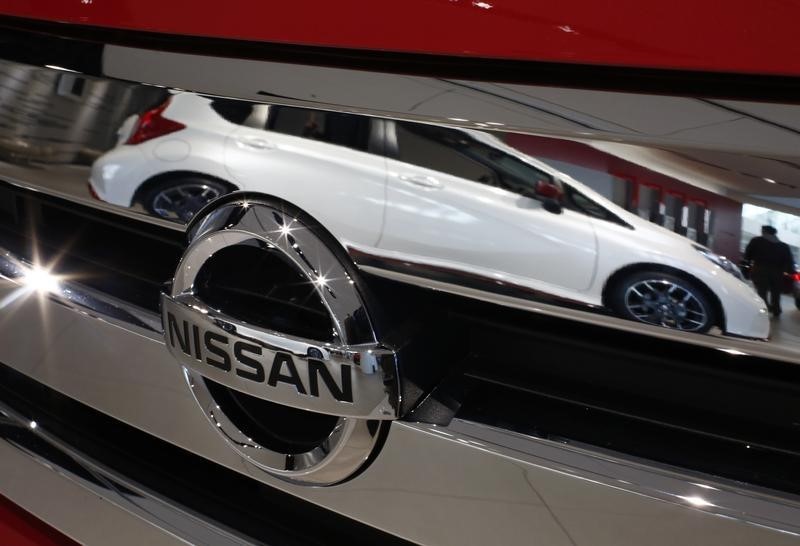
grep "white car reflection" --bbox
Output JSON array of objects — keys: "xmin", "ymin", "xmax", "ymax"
[{"xmin": 89, "ymin": 93, "xmax": 769, "ymax": 338}]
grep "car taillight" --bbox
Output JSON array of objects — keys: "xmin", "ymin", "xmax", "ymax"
[
  {"xmin": 126, "ymin": 99, "xmax": 186, "ymax": 145},
  {"xmin": 793, "ymin": 272, "xmax": 800, "ymax": 282}
]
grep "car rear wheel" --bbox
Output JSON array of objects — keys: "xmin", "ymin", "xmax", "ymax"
[
  {"xmin": 140, "ymin": 177, "xmax": 232, "ymax": 222},
  {"xmin": 611, "ymin": 272, "xmax": 716, "ymax": 333}
]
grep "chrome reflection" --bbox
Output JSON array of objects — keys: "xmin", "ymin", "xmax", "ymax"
[
  {"xmin": 0, "ymin": 403, "xmax": 250, "ymax": 546},
  {"xmin": 433, "ymin": 419, "xmax": 800, "ymax": 538},
  {"xmin": 7, "ymin": 57, "xmax": 800, "ymax": 355},
  {"xmin": 167, "ymin": 196, "xmax": 399, "ymax": 484},
  {"xmin": 0, "ymin": 246, "xmax": 161, "ymax": 336},
  {"xmin": 85, "ymin": 90, "xmax": 769, "ymax": 338},
  {"xmin": 0, "ymin": 263, "xmax": 62, "ymax": 309}
]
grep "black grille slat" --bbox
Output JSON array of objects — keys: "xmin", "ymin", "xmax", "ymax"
[
  {"xmin": 0, "ymin": 181, "xmax": 184, "ymax": 310},
  {"xmin": 0, "ymin": 362, "xmax": 415, "ymax": 546}
]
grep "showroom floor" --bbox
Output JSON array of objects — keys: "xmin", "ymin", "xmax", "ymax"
[{"xmin": 768, "ymin": 295, "xmax": 800, "ymax": 346}]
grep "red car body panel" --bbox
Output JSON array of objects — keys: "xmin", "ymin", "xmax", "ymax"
[
  {"xmin": 1, "ymin": 1, "xmax": 798, "ymax": 76},
  {"xmin": 0, "ymin": 495, "xmax": 76, "ymax": 546}
]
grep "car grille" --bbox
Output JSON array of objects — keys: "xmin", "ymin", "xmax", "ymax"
[{"xmin": 3, "ymin": 181, "xmax": 800, "ymax": 497}]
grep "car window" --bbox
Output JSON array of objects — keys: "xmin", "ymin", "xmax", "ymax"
[
  {"xmin": 394, "ymin": 121, "xmax": 559, "ymax": 195},
  {"xmin": 394, "ymin": 121, "xmax": 629, "ymax": 225},
  {"xmin": 267, "ymin": 106, "xmax": 371, "ymax": 151},
  {"xmin": 209, "ymin": 98, "xmax": 266, "ymax": 128},
  {"xmin": 563, "ymin": 183, "xmax": 628, "ymax": 225},
  {"xmin": 469, "ymin": 146, "xmax": 555, "ymax": 195},
  {"xmin": 394, "ymin": 122, "xmax": 499, "ymax": 185}
]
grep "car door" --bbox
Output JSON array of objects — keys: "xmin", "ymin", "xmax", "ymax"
[
  {"xmin": 223, "ymin": 105, "xmax": 388, "ymax": 248},
  {"xmin": 379, "ymin": 121, "xmax": 598, "ymax": 294}
]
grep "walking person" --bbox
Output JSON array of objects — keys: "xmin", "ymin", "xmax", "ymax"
[{"xmin": 744, "ymin": 225, "xmax": 795, "ymax": 317}]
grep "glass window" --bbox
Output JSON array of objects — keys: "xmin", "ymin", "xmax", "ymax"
[
  {"xmin": 55, "ymin": 74, "xmax": 86, "ymax": 99},
  {"xmin": 394, "ymin": 122, "xmax": 555, "ymax": 195},
  {"xmin": 566, "ymin": 187, "xmax": 606, "ymax": 218},
  {"xmin": 394, "ymin": 121, "xmax": 624, "ymax": 224},
  {"xmin": 686, "ymin": 201, "xmax": 710, "ymax": 243},
  {"xmin": 210, "ymin": 98, "xmax": 260, "ymax": 127},
  {"xmin": 394, "ymin": 123, "xmax": 498, "ymax": 185},
  {"xmin": 563, "ymin": 184, "xmax": 624, "ymax": 224},
  {"xmin": 636, "ymin": 185, "xmax": 662, "ymax": 223},
  {"xmin": 267, "ymin": 107, "xmax": 370, "ymax": 151},
  {"xmin": 611, "ymin": 176, "xmax": 633, "ymax": 209},
  {"xmin": 663, "ymin": 193, "xmax": 684, "ymax": 233}
]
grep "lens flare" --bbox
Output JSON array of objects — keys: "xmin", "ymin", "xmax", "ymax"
[
  {"xmin": 23, "ymin": 266, "xmax": 61, "ymax": 294},
  {"xmin": 0, "ymin": 263, "xmax": 64, "ymax": 310}
]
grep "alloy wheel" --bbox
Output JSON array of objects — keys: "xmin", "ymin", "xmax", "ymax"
[
  {"xmin": 624, "ymin": 278, "xmax": 708, "ymax": 331},
  {"xmin": 152, "ymin": 183, "xmax": 223, "ymax": 222}
]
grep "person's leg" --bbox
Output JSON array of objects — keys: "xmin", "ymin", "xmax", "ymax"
[
  {"xmin": 751, "ymin": 268, "xmax": 771, "ymax": 312},
  {"xmin": 769, "ymin": 272, "xmax": 783, "ymax": 316}
]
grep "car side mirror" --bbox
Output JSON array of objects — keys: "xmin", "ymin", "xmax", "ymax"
[
  {"xmin": 535, "ymin": 180, "xmax": 562, "ymax": 199},
  {"xmin": 534, "ymin": 180, "xmax": 563, "ymax": 214},
  {"xmin": 543, "ymin": 198, "xmax": 563, "ymax": 214}
]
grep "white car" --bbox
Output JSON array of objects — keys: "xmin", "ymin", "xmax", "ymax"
[{"xmin": 90, "ymin": 92, "xmax": 769, "ymax": 338}]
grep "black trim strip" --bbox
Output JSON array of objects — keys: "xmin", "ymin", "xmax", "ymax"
[
  {"xmin": 0, "ymin": 181, "xmax": 184, "ymax": 311},
  {"xmin": 2, "ymin": 16, "xmax": 800, "ymax": 101},
  {"xmin": 447, "ymin": 302, "xmax": 800, "ymax": 496},
  {"xmin": 0, "ymin": 362, "xmax": 415, "ymax": 546},
  {"xmin": 351, "ymin": 247, "xmax": 594, "ymax": 312}
]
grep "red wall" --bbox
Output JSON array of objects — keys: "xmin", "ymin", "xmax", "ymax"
[{"xmin": 506, "ymin": 134, "xmax": 744, "ymax": 260}]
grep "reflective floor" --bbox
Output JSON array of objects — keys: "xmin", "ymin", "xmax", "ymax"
[
  {"xmin": 767, "ymin": 295, "xmax": 800, "ymax": 345},
  {"xmin": 0, "ymin": 161, "xmax": 90, "ymax": 201}
]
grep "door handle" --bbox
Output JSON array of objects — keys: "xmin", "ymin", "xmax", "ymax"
[
  {"xmin": 398, "ymin": 174, "xmax": 442, "ymax": 189},
  {"xmin": 235, "ymin": 136, "xmax": 274, "ymax": 150}
]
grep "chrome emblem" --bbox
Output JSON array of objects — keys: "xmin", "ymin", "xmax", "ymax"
[{"xmin": 161, "ymin": 195, "xmax": 399, "ymax": 485}]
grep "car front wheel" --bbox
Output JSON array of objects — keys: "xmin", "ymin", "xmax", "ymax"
[{"xmin": 611, "ymin": 272, "xmax": 716, "ymax": 333}]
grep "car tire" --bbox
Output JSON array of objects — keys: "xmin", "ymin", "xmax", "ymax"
[
  {"xmin": 795, "ymin": 296, "xmax": 800, "ymax": 311},
  {"xmin": 139, "ymin": 176, "xmax": 233, "ymax": 222},
  {"xmin": 610, "ymin": 271, "xmax": 716, "ymax": 333}
]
